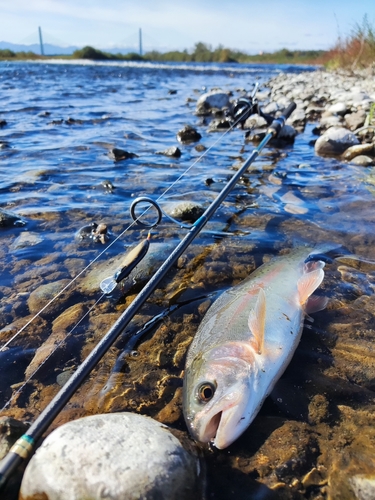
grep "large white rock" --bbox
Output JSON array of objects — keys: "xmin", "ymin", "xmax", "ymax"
[
  {"xmin": 326, "ymin": 102, "xmax": 348, "ymax": 116},
  {"xmin": 196, "ymin": 90, "xmax": 230, "ymax": 110},
  {"xmin": 20, "ymin": 413, "xmax": 198, "ymax": 500},
  {"xmin": 315, "ymin": 127, "xmax": 360, "ymax": 156}
]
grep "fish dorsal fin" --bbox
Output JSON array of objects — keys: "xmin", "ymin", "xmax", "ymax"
[
  {"xmin": 297, "ymin": 269, "xmax": 324, "ymax": 305},
  {"xmin": 248, "ymin": 288, "xmax": 266, "ymax": 355}
]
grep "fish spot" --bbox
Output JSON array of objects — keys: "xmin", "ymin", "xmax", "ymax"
[{"xmin": 283, "ymin": 313, "xmax": 291, "ymax": 321}]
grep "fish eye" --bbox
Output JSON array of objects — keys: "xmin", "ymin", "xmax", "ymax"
[{"xmin": 197, "ymin": 382, "xmax": 216, "ymax": 403}]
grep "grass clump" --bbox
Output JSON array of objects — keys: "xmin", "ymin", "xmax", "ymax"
[{"xmin": 322, "ymin": 15, "xmax": 375, "ymax": 69}]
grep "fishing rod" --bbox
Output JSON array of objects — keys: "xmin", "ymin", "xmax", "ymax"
[{"xmin": 0, "ymin": 101, "xmax": 296, "ymax": 490}]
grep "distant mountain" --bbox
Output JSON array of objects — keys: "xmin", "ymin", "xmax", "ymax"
[
  {"xmin": 0, "ymin": 41, "xmax": 140, "ymax": 56},
  {"xmin": 0, "ymin": 41, "xmax": 78, "ymax": 55}
]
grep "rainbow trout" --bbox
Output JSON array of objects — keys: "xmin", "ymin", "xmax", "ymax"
[{"xmin": 183, "ymin": 246, "xmax": 330, "ymax": 449}]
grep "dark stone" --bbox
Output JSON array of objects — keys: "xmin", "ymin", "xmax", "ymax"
[
  {"xmin": 0, "ymin": 208, "xmax": 26, "ymax": 227},
  {"xmin": 208, "ymin": 118, "xmax": 232, "ymax": 132},
  {"xmin": 168, "ymin": 90, "xmax": 177, "ymax": 95},
  {"xmin": 157, "ymin": 146, "xmax": 182, "ymax": 158},
  {"xmin": 0, "ymin": 120, "xmax": 7, "ymax": 128},
  {"xmin": 110, "ymin": 148, "xmax": 138, "ymax": 162},
  {"xmin": 177, "ymin": 125, "xmax": 202, "ymax": 144},
  {"xmin": 65, "ymin": 117, "xmax": 83, "ymax": 125}
]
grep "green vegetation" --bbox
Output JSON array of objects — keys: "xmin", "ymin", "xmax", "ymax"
[
  {"xmin": 71, "ymin": 46, "xmax": 143, "ymax": 61},
  {"xmin": 0, "ymin": 48, "xmax": 41, "ymax": 60},
  {"xmin": 322, "ymin": 15, "xmax": 375, "ymax": 69},
  {"xmin": 144, "ymin": 43, "xmax": 324, "ymax": 64}
]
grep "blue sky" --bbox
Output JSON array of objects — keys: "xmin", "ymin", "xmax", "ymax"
[{"xmin": 1, "ymin": 0, "xmax": 374, "ymax": 52}]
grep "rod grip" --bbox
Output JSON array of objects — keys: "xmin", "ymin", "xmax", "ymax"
[
  {"xmin": 283, "ymin": 101, "xmax": 297, "ymax": 120},
  {"xmin": 267, "ymin": 101, "xmax": 297, "ymax": 137}
]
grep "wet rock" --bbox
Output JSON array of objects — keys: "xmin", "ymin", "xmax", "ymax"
[
  {"xmin": 350, "ymin": 155, "xmax": 375, "ymax": 167},
  {"xmin": 27, "ymin": 279, "xmax": 73, "ymax": 316},
  {"xmin": 0, "ymin": 119, "xmax": 7, "ymax": 127},
  {"xmin": 308, "ymin": 394, "xmax": 330, "ymax": 425},
  {"xmin": 244, "ymin": 113, "xmax": 268, "ymax": 129},
  {"xmin": 0, "ymin": 417, "xmax": 29, "ymax": 460},
  {"xmin": 75, "ymin": 222, "xmax": 109, "ymax": 244},
  {"xmin": 277, "ymin": 124, "xmax": 298, "ymax": 142},
  {"xmin": 100, "ymin": 179, "xmax": 115, "ymax": 192},
  {"xmin": 350, "ymin": 475, "xmax": 375, "ymax": 500},
  {"xmin": 345, "ymin": 110, "xmax": 367, "ymax": 131},
  {"xmin": 238, "ymin": 420, "xmax": 319, "ymax": 488},
  {"xmin": 196, "ymin": 90, "xmax": 230, "ymax": 115},
  {"xmin": 164, "ymin": 201, "xmax": 205, "ymax": 222},
  {"xmin": 177, "ymin": 125, "xmax": 202, "ymax": 143},
  {"xmin": 342, "ymin": 143, "xmax": 375, "ymax": 161},
  {"xmin": 315, "ymin": 127, "xmax": 360, "ymax": 156},
  {"xmin": 109, "ymin": 148, "xmax": 138, "ymax": 161},
  {"xmin": 19, "ymin": 413, "xmax": 199, "ymax": 500},
  {"xmin": 208, "ymin": 118, "xmax": 232, "ymax": 132},
  {"xmin": 324, "ymin": 405, "xmax": 375, "ymax": 500},
  {"xmin": 287, "ymin": 108, "xmax": 306, "ymax": 128},
  {"xmin": 10, "ymin": 232, "xmax": 43, "ymax": 250},
  {"xmin": 48, "ymin": 119, "xmax": 63, "ymax": 125},
  {"xmin": 65, "ymin": 117, "xmax": 83, "ymax": 125},
  {"xmin": 56, "ymin": 369, "xmax": 74, "ymax": 387},
  {"xmin": 195, "ymin": 144, "xmax": 206, "ymax": 152},
  {"xmin": 157, "ymin": 146, "xmax": 182, "ymax": 158},
  {"xmin": 0, "ymin": 207, "xmax": 26, "ymax": 228}
]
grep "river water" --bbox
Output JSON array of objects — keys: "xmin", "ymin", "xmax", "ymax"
[{"xmin": 1, "ymin": 61, "xmax": 375, "ymax": 499}]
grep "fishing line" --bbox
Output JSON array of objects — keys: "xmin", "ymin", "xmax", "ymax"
[
  {"xmin": 0, "ymin": 90, "xmax": 255, "ymax": 352},
  {"xmin": 1, "ymin": 292, "xmax": 107, "ymax": 411},
  {"xmin": 0, "ymin": 101, "xmax": 297, "ymax": 489}
]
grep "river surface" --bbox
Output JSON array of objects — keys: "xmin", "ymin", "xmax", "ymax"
[{"xmin": 1, "ymin": 60, "xmax": 375, "ymax": 499}]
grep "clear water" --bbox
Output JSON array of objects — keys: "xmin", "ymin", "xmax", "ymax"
[{"xmin": 1, "ymin": 60, "xmax": 375, "ymax": 499}]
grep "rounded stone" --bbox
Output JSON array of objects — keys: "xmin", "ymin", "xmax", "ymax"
[
  {"xmin": 314, "ymin": 127, "xmax": 360, "ymax": 156},
  {"xmin": 349, "ymin": 155, "xmax": 375, "ymax": 167},
  {"xmin": 196, "ymin": 90, "xmax": 230, "ymax": 111},
  {"xmin": 19, "ymin": 413, "xmax": 198, "ymax": 500}
]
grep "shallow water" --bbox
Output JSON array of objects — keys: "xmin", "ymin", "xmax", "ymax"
[{"xmin": 1, "ymin": 60, "xmax": 375, "ymax": 499}]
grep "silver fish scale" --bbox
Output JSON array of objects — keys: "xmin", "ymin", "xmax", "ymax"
[{"xmin": 185, "ymin": 246, "xmax": 317, "ymax": 366}]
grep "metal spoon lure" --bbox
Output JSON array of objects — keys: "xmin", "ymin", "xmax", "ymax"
[{"xmin": 100, "ymin": 233, "xmax": 151, "ymax": 294}]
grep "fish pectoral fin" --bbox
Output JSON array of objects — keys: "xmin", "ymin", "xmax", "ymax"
[
  {"xmin": 248, "ymin": 288, "xmax": 266, "ymax": 355},
  {"xmin": 305, "ymin": 295, "xmax": 329, "ymax": 314},
  {"xmin": 297, "ymin": 268, "xmax": 324, "ymax": 305}
]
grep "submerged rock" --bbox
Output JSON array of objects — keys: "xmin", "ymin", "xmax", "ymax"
[
  {"xmin": 157, "ymin": 146, "xmax": 182, "ymax": 158},
  {"xmin": 196, "ymin": 90, "xmax": 230, "ymax": 115},
  {"xmin": 342, "ymin": 143, "xmax": 375, "ymax": 161},
  {"xmin": 109, "ymin": 148, "xmax": 138, "ymax": 161},
  {"xmin": 0, "ymin": 208, "xmax": 26, "ymax": 228},
  {"xmin": 19, "ymin": 413, "xmax": 199, "ymax": 500},
  {"xmin": 315, "ymin": 127, "xmax": 360, "ymax": 156},
  {"xmin": 164, "ymin": 201, "xmax": 205, "ymax": 222},
  {"xmin": 350, "ymin": 155, "xmax": 375, "ymax": 167},
  {"xmin": 0, "ymin": 417, "xmax": 29, "ymax": 461},
  {"xmin": 177, "ymin": 125, "xmax": 202, "ymax": 144}
]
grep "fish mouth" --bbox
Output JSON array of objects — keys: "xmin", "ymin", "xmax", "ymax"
[{"xmin": 198, "ymin": 405, "xmax": 243, "ymax": 450}]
